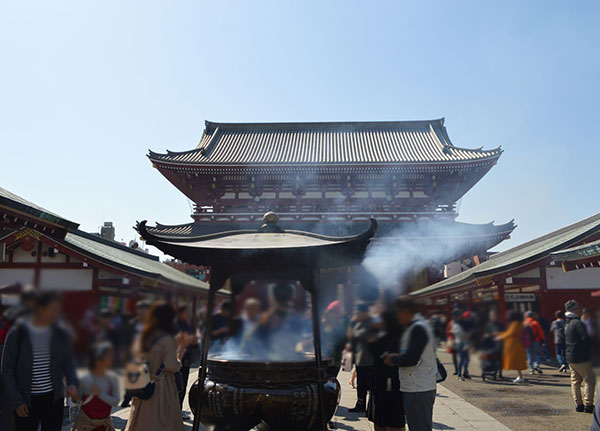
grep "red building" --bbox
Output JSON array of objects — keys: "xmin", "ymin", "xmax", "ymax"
[
  {"xmin": 551, "ymin": 239, "xmax": 600, "ymax": 299},
  {"xmin": 147, "ymin": 119, "xmax": 515, "ymax": 295},
  {"xmin": 0, "ymin": 187, "xmax": 211, "ymax": 350}
]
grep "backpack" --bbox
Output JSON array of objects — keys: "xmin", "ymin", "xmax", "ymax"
[{"xmin": 521, "ymin": 324, "xmax": 533, "ymax": 348}]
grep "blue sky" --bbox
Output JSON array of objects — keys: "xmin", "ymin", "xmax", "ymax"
[{"xmin": 1, "ymin": 1, "xmax": 599, "ymax": 254}]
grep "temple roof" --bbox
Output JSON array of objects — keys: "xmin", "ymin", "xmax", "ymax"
[
  {"xmin": 550, "ymin": 239, "xmax": 600, "ymax": 271},
  {"xmin": 0, "ymin": 187, "xmax": 79, "ymax": 232},
  {"xmin": 551, "ymin": 239, "xmax": 600, "ymax": 262},
  {"xmin": 148, "ymin": 119, "xmax": 502, "ymax": 166},
  {"xmin": 58, "ymin": 230, "xmax": 210, "ymax": 292},
  {"xmin": 136, "ymin": 215, "xmax": 376, "ymax": 269},
  {"xmin": 0, "ymin": 187, "xmax": 209, "ymax": 293},
  {"xmin": 145, "ymin": 218, "xmax": 514, "ymax": 240},
  {"xmin": 141, "ymin": 218, "xmax": 515, "ymax": 265},
  {"xmin": 411, "ymin": 212, "xmax": 600, "ymax": 297}
]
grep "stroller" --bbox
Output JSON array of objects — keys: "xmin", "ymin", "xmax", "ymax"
[{"xmin": 480, "ymin": 334, "xmax": 500, "ymax": 381}]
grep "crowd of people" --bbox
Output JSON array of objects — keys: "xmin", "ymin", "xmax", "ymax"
[
  {"xmin": 340, "ymin": 298, "xmax": 600, "ymax": 431},
  {"xmin": 0, "ymin": 287, "xmax": 598, "ymax": 431},
  {"xmin": 0, "ymin": 291, "xmax": 198, "ymax": 431},
  {"xmin": 339, "ymin": 297, "xmax": 440, "ymax": 431}
]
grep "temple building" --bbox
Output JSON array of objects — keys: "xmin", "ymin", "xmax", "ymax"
[
  {"xmin": 411, "ymin": 212, "xmax": 600, "ymax": 330},
  {"xmin": 147, "ymin": 119, "xmax": 515, "ymax": 294},
  {"xmin": 0, "ymin": 187, "xmax": 212, "ymax": 351}
]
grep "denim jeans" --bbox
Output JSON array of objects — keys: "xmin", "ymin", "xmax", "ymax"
[
  {"xmin": 542, "ymin": 341, "xmax": 551, "ymax": 360},
  {"xmin": 555, "ymin": 342, "xmax": 566, "ymax": 366},
  {"xmin": 527, "ymin": 341, "xmax": 541, "ymax": 370},
  {"xmin": 457, "ymin": 342, "xmax": 470, "ymax": 376}
]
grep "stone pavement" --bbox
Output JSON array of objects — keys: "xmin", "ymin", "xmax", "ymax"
[
  {"xmin": 332, "ymin": 370, "xmax": 512, "ymax": 431},
  {"xmin": 63, "ymin": 369, "xmax": 513, "ymax": 431}
]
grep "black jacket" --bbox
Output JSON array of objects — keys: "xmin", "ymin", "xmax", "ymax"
[
  {"xmin": 1, "ymin": 321, "xmax": 78, "ymax": 410},
  {"xmin": 565, "ymin": 313, "xmax": 591, "ymax": 364}
]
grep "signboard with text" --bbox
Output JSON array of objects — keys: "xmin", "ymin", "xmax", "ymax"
[{"xmin": 505, "ymin": 293, "xmax": 536, "ymax": 302}]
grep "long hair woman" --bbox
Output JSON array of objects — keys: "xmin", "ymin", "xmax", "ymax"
[{"xmin": 126, "ymin": 302, "xmax": 184, "ymax": 431}]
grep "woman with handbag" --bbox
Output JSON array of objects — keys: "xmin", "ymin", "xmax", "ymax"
[{"xmin": 126, "ymin": 302, "xmax": 185, "ymax": 431}]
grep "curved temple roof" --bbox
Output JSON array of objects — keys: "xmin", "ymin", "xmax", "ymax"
[
  {"xmin": 550, "ymin": 239, "xmax": 600, "ymax": 263},
  {"xmin": 148, "ymin": 119, "xmax": 502, "ymax": 166},
  {"xmin": 136, "ymin": 217, "xmax": 377, "ymax": 269},
  {"xmin": 60, "ymin": 230, "xmax": 210, "ymax": 292},
  {"xmin": 143, "ymin": 219, "xmax": 514, "ymax": 242},
  {"xmin": 140, "ymin": 218, "xmax": 515, "ymax": 267},
  {"xmin": 411, "ymin": 212, "xmax": 600, "ymax": 297},
  {"xmin": 0, "ymin": 186, "xmax": 79, "ymax": 232}
]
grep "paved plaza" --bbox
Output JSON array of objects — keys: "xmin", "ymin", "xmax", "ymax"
[
  {"xmin": 62, "ymin": 369, "xmax": 514, "ymax": 431},
  {"xmin": 332, "ymin": 370, "xmax": 511, "ymax": 431}
]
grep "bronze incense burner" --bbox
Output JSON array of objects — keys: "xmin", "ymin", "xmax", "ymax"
[
  {"xmin": 189, "ymin": 355, "xmax": 340, "ymax": 431},
  {"xmin": 137, "ymin": 214, "xmax": 376, "ymax": 431}
]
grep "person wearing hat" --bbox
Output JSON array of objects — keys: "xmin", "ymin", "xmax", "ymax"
[
  {"xmin": 564, "ymin": 299, "xmax": 595, "ymax": 414},
  {"xmin": 349, "ymin": 302, "xmax": 375, "ymax": 413}
]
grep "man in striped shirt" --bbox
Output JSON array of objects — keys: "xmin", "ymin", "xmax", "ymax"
[{"xmin": 1, "ymin": 290, "xmax": 78, "ymax": 431}]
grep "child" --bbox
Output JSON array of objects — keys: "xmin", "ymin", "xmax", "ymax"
[{"xmin": 73, "ymin": 342, "xmax": 120, "ymax": 431}]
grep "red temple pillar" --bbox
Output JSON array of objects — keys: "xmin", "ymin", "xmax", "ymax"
[
  {"xmin": 497, "ymin": 282, "xmax": 507, "ymax": 323},
  {"xmin": 466, "ymin": 290, "xmax": 474, "ymax": 311}
]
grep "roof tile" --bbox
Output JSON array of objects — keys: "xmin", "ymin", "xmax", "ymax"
[{"xmin": 149, "ymin": 119, "xmax": 501, "ymax": 166}]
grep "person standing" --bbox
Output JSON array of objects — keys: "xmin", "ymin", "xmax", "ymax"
[
  {"xmin": 240, "ymin": 298, "xmax": 261, "ymax": 340},
  {"xmin": 72, "ymin": 342, "xmax": 120, "ymax": 431},
  {"xmin": 1, "ymin": 290, "xmax": 79, "ymax": 431},
  {"xmin": 496, "ymin": 310, "xmax": 528, "ymax": 383},
  {"xmin": 121, "ymin": 299, "xmax": 151, "ymax": 408},
  {"xmin": 483, "ymin": 310, "xmax": 505, "ymax": 379},
  {"xmin": 538, "ymin": 314, "xmax": 552, "ymax": 362},
  {"xmin": 175, "ymin": 305, "xmax": 196, "ymax": 414},
  {"xmin": 581, "ymin": 308, "xmax": 598, "ymax": 339},
  {"xmin": 211, "ymin": 301, "xmax": 234, "ymax": 346},
  {"xmin": 453, "ymin": 311, "xmax": 473, "ymax": 380},
  {"xmin": 349, "ymin": 302, "xmax": 375, "ymax": 413},
  {"xmin": 384, "ymin": 298, "xmax": 436, "ymax": 431},
  {"xmin": 550, "ymin": 310, "xmax": 568, "ymax": 372},
  {"xmin": 564, "ymin": 300, "xmax": 596, "ymax": 414},
  {"xmin": 445, "ymin": 310, "xmax": 460, "ymax": 376},
  {"xmin": 322, "ymin": 300, "xmax": 348, "ymax": 378},
  {"xmin": 126, "ymin": 302, "xmax": 185, "ymax": 431},
  {"xmin": 367, "ymin": 309, "xmax": 405, "ymax": 431},
  {"xmin": 524, "ymin": 311, "xmax": 545, "ymax": 374}
]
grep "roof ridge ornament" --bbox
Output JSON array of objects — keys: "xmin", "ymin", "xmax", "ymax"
[{"xmin": 259, "ymin": 212, "xmax": 284, "ymax": 233}]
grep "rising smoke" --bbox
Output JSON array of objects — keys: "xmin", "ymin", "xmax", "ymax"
[{"xmin": 362, "ymin": 220, "xmax": 487, "ymax": 294}]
